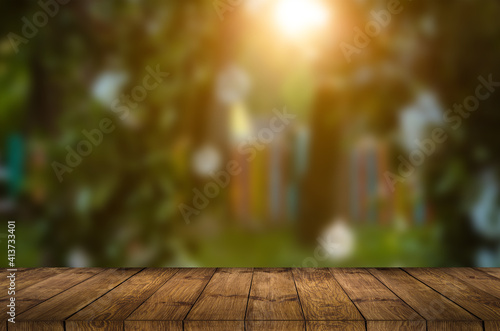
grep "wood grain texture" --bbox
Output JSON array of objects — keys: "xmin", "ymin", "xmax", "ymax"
[
  {"xmin": 0, "ymin": 268, "xmax": 24, "ymax": 280},
  {"xmin": 0, "ymin": 269, "xmax": 25, "ymax": 301},
  {"xmin": 442, "ymin": 268, "xmax": 500, "ymax": 300},
  {"xmin": 477, "ymin": 268, "xmax": 500, "ymax": 280},
  {"xmin": 0, "ymin": 269, "xmax": 68, "ymax": 301},
  {"xmin": 246, "ymin": 268, "xmax": 303, "ymax": 321},
  {"xmin": 18, "ymin": 268, "xmax": 140, "ymax": 321},
  {"xmin": 427, "ymin": 321, "xmax": 483, "ymax": 331},
  {"xmin": 68, "ymin": 268, "xmax": 178, "ymax": 321},
  {"xmin": 306, "ymin": 321, "xmax": 365, "ymax": 331},
  {"xmin": 15, "ymin": 268, "xmax": 101, "ymax": 301},
  {"xmin": 369, "ymin": 268, "xmax": 478, "ymax": 321},
  {"xmin": 184, "ymin": 321, "xmax": 244, "ymax": 331},
  {"xmin": 246, "ymin": 321, "xmax": 304, "ymax": 330},
  {"xmin": 127, "ymin": 268, "xmax": 215, "ymax": 321},
  {"xmin": 186, "ymin": 268, "xmax": 253, "ymax": 321},
  {"xmin": 331, "ymin": 268, "xmax": 422, "ymax": 321},
  {"xmin": 124, "ymin": 321, "xmax": 182, "ymax": 331},
  {"xmin": 367, "ymin": 321, "xmax": 426, "ymax": 331},
  {"xmin": 5, "ymin": 267, "xmax": 500, "ymax": 328},
  {"xmin": 1, "ymin": 269, "xmax": 101, "ymax": 321},
  {"xmin": 405, "ymin": 268, "xmax": 500, "ymax": 320},
  {"xmin": 7, "ymin": 321, "xmax": 64, "ymax": 331},
  {"xmin": 292, "ymin": 268, "xmax": 364, "ymax": 321},
  {"xmin": 65, "ymin": 321, "xmax": 122, "ymax": 331},
  {"xmin": 485, "ymin": 321, "xmax": 500, "ymax": 331}
]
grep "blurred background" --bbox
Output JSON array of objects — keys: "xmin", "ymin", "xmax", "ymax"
[{"xmin": 1, "ymin": 0, "xmax": 500, "ymax": 267}]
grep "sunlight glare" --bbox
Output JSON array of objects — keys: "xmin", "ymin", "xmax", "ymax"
[{"xmin": 274, "ymin": 0, "xmax": 329, "ymax": 37}]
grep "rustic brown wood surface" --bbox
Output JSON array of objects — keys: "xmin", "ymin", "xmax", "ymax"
[
  {"xmin": 2, "ymin": 268, "xmax": 500, "ymax": 330},
  {"xmin": 404, "ymin": 268, "xmax": 500, "ymax": 321},
  {"xmin": 68, "ymin": 268, "xmax": 178, "ymax": 321},
  {"xmin": 330, "ymin": 268, "xmax": 422, "ymax": 321},
  {"xmin": 246, "ymin": 268, "xmax": 303, "ymax": 321},
  {"xmin": 292, "ymin": 268, "xmax": 363, "ymax": 321},
  {"xmin": 127, "ymin": 268, "xmax": 215, "ymax": 321}
]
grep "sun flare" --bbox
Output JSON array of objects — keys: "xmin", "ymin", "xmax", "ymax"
[{"xmin": 274, "ymin": 0, "xmax": 329, "ymax": 37}]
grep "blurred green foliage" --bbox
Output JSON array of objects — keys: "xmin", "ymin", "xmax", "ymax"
[{"xmin": 1, "ymin": 0, "xmax": 500, "ymax": 267}]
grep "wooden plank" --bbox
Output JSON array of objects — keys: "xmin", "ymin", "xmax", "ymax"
[
  {"xmin": 369, "ymin": 268, "xmax": 478, "ymax": 321},
  {"xmin": 246, "ymin": 268, "xmax": 303, "ymax": 321},
  {"xmin": 306, "ymin": 321, "xmax": 365, "ymax": 331},
  {"xmin": 1, "ymin": 269, "xmax": 102, "ymax": 321},
  {"xmin": 485, "ymin": 321, "xmax": 500, "ymax": 331},
  {"xmin": 184, "ymin": 321, "xmax": 244, "ymax": 331},
  {"xmin": 292, "ymin": 268, "xmax": 363, "ymax": 321},
  {"xmin": 0, "ymin": 269, "xmax": 69, "ymax": 301},
  {"xmin": 8, "ymin": 321, "xmax": 64, "ymax": 331},
  {"xmin": 246, "ymin": 321, "xmax": 304, "ymax": 330},
  {"xmin": 404, "ymin": 268, "xmax": 500, "ymax": 320},
  {"xmin": 477, "ymin": 268, "xmax": 500, "ymax": 280},
  {"xmin": 127, "ymin": 268, "xmax": 215, "ymax": 321},
  {"xmin": 17, "ymin": 268, "xmax": 69, "ymax": 287},
  {"xmin": 367, "ymin": 321, "xmax": 425, "ymax": 331},
  {"xmin": 68, "ymin": 268, "xmax": 178, "ymax": 321},
  {"xmin": 185, "ymin": 268, "xmax": 253, "ymax": 321},
  {"xmin": 427, "ymin": 321, "xmax": 483, "ymax": 331},
  {"xmin": 331, "ymin": 268, "xmax": 422, "ymax": 321},
  {"xmin": 65, "ymin": 321, "xmax": 122, "ymax": 331},
  {"xmin": 18, "ymin": 268, "xmax": 140, "ymax": 321},
  {"xmin": 15, "ymin": 268, "xmax": 101, "ymax": 301},
  {"xmin": 443, "ymin": 268, "xmax": 500, "ymax": 300},
  {"xmin": 4, "ymin": 301, "xmax": 39, "ymax": 322},
  {"xmin": 0, "ymin": 269, "xmax": 25, "ymax": 299},
  {"xmin": 125, "ymin": 321, "xmax": 182, "ymax": 331}
]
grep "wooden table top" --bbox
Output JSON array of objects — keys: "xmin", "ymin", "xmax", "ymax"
[{"xmin": 2, "ymin": 268, "xmax": 500, "ymax": 330}]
